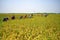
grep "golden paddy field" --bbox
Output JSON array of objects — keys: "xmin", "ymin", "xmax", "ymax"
[{"xmin": 0, "ymin": 13, "xmax": 60, "ymax": 40}]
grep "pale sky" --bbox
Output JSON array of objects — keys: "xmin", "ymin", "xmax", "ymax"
[{"xmin": 0, "ymin": 0, "xmax": 60, "ymax": 13}]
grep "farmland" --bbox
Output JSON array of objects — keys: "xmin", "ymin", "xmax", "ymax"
[{"xmin": 0, "ymin": 13, "xmax": 60, "ymax": 40}]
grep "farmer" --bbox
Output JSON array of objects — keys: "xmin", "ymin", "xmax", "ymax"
[
  {"xmin": 28, "ymin": 14, "xmax": 33, "ymax": 18},
  {"xmin": 44, "ymin": 13, "xmax": 48, "ymax": 17},
  {"xmin": 20, "ymin": 16, "xmax": 23, "ymax": 19},
  {"xmin": 23, "ymin": 15, "xmax": 27, "ymax": 19},
  {"xmin": 3, "ymin": 17, "xmax": 9, "ymax": 21},
  {"xmin": 11, "ymin": 16, "xmax": 15, "ymax": 19}
]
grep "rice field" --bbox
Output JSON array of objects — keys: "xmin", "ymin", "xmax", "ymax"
[{"xmin": 0, "ymin": 13, "xmax": 60, "ymax": 40}]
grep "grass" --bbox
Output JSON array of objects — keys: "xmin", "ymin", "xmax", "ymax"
[{"xmin": 0, "ymin": 13, "xmax": 60, "ymax": 40}]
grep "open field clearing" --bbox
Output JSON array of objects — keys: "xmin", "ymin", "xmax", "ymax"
[{"xmin": 0, "ymin": 13, "xmax": 60, "ymax": 40}]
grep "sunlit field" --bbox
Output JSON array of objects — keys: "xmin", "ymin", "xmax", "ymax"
[{"xmin": 0, "ymin": 13, "xmax": 60, "ymax": 40}]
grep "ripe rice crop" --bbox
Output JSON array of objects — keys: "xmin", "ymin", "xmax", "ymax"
[{"xmin": 0, "ymin": 13, "xmax": 60, "ymax": 40}]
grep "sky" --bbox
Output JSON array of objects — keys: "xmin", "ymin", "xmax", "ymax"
[{"xmin": 0, "ymin": 0, "xmax": 60, "ymax": 13}]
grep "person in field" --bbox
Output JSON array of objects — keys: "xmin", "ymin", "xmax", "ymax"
[
  {"xmin": 28, "ymin": 14, "xmax": 33, "ymax": 18},
  {"xmin": 31, "ymin": 14, "xmax": 33, "ymax": 16},
  {"xmin": 11, "ymin": 16, "xmax": 15, "ymax": 19},
  {"xmin": 24, "ymin": 15, "xmax": 27, "ymax": 18},
  {"xmin": 23, "ymin": 15, "xmax": 27, "ymax": 19},
  {"xmin": 20, "ymin": 16, "xmax": 23, "ymax": 19},
  {"xmin": 41, "ymin": 13, "xmax": 48, "ymax": 17},
  {"xmin": 44, "ymin": 13, "xmax": 48, "ymax": 17},
  {"xmin": 3, "ymin": 17, "xmax": 9, "ymax": 21}
]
